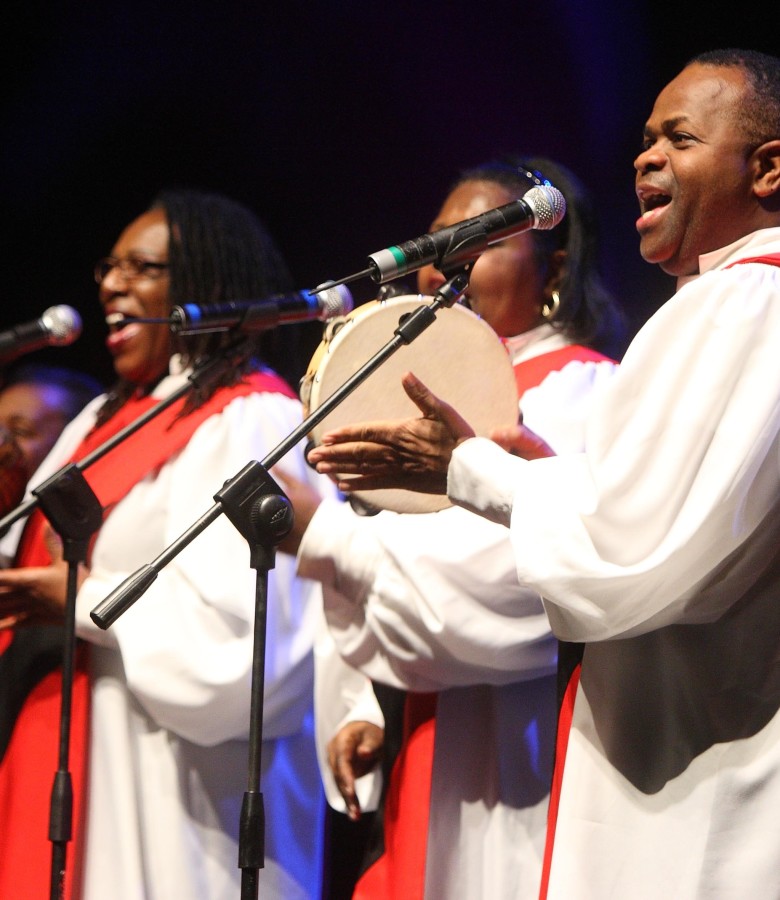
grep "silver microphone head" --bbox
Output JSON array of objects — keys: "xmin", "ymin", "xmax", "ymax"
[
  {"xmin": 312, "ymin": 282, "xmax": 354, "ymax": 320},
  {"xmin": 523, "ymin": 185, "xmax": 566, "ymax": 231},
  {"xmin": 41, "ymin": 305, "xmax": 82, "ymax": 346}
]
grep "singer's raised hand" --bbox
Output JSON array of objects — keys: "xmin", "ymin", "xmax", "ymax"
[
  {"xmin": 308, "ymin": 372, "xmax": 476, "ymax": 495},
  {"xmin": 0, "ymin": 524, "xmax": 88, "ymax": 628}
]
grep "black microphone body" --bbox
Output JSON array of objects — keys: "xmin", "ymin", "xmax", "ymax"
[
  {"xmin": 169, "ymin": 284, "xmax": 352, "ymax": 334},
  {"xmin": 0, "ymin": 306, "xmax": 82, "ymax": 363},
  {"xmin": 367, "ymin": 185, "xmax": 566, "ymax": 283}
]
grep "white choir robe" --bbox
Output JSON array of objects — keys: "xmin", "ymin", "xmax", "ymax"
[
  {"xmin": 446, "ymin": 229, "xmax": 780, "ymax": 899},
  {"xmin": 7, "ymin": 362, "xmax": 332, "ymax": 900},
  {"xmin": 300, "ymin": 339, "xmax": 618, "ymax": 899}
]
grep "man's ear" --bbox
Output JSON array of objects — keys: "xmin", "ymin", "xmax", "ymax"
[{"xmin": 752, "ymin": 140, "xmax": 780, "ymax": 200}]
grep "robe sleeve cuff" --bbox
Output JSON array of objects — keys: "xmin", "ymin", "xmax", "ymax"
[
  {"xmin": 448, "ymin": 437, "xmax": 526, "ymax": 527},
  {"xmin": 297, "ymin": 499, "xmax": 386, "ymax": 604}
]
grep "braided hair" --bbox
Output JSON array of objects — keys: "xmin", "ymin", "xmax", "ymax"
[{"xmin": 96, "ymin": 189, "xmax": 297, "ymax": 424}]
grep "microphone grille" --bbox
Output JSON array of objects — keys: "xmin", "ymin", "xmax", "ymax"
[
  {"xmin": 523, "ymin": 185, "xmax": 567, "ymax": 231},
  {"xmin": 312, "ymin": 282, "xmax": 354, "ymax": 320},
  {"xmin": 41, "ymin": 305, "xmax": 83, "ymax": 345}
]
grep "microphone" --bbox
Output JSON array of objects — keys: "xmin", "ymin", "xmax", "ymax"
[
  {"xmin": 161, "ymin": 283, "xmax": 352, "ymax": 334},
  {"xmin": 0, "ymin": 305, "xmax": 83, "ymax": 363},
  {"xmin": 367, "ymin": 185, "xmax": 566, "ymax": 283}
]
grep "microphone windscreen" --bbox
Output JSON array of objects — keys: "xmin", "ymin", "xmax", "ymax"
[
  {"xmin": 42, "ymin": 305, "xmax": 83, "ymax": 345},
  {"xmin": 313, "ymin": 282, "xmax": 353, "ymax": 319},
  {"xmin": 523, "ymin": 186, "xmax": 566, "ymax": 231}
]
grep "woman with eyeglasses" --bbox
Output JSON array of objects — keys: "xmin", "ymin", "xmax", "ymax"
[
  {"xmin": 0, "ymin": 190, "xmax": 331, "ymax": 900},
  {"xmin": 282, "ymin": 157, "xmax": 625, "ymax": 899}
]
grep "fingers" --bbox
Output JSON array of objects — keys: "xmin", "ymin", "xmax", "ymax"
[
  {"xmin": 0, "ymin": 567, "xmax": 38, "ymax": 589},
  {"xmin": 327, "ymin": 721, "xmax": 384, "ymax": 821},
  {"xmin": 0, "ymin": 586, "xmax": 34, "ymax": 623},
  {"xmin": 488, "ymin": 424, "xmax": 556, "ymax": 460},
  {"xmin": 317, "ymin": 424, "xmax": 398, "ymax": 449},
  {"xmin": 305, "ymin": 369, "xmax": 474, "ymax": 498},
  {"xmin": 43, "ymin": 524, "xmax": 64, "ymax": 564},
  {"xmin": 313, "ymin": 373, "xmax": 442, "ymax": 449},
  {"xmin": 0, "ymin": 562, "xmax": 69, "ymax": 619},
  {"xmin": 328, "ymin": 725, "xmax": 360, "ymax": 819}
]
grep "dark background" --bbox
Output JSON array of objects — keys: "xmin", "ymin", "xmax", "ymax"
[{"xmin": 1, "ymin": 2, "xmax": 775, "ymax": 388}]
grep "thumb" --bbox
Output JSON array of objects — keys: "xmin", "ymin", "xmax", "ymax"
[
  {"xmin": 402, "ymin": 371, "xmax": 476, "ymax": 442},
  {"xmin": 401, "ymin": 372, "xmax": 442, "ymax": 417},
  {"xmin": 356, "ymin": 728, "xmax": 383, "ymax": 757}
]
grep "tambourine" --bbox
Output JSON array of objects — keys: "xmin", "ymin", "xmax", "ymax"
[{"xmin": 300, "ymin": 294, "xmax": 518, "ymax": 513}]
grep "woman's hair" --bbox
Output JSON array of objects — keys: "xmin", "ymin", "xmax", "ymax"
[
  {"xmin": 5, "ymin": 363, "xmax": 103, "ymax": 421},
  {"xmin": 97, "ymin": 188, "xmax": 298, "ymax": 422},
  {"xmin": 454, "ymin": 156, "xmax": 626, "ymax": 357}
]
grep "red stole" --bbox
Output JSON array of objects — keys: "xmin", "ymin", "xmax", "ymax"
[
  {"xmin": 0, "ymin": 370, "xmax": 294, "ymax": 900},
  {"xmin": 353, "ymin": 693, "xmax": 438, "ymax": 899},
  {"xmin": 354, "ymin": 345, "xmax": 613, "ymax": 899},
  {"xmin": 726, "ymin": 252, "xmax": 780, "ymax": 268},
  {"xmin": 512, "ymin": 345, "xmax": 612, "ymax": 398},
  {"xmin": 538, "ymin": 663, "xmax": 581, "ymax": 900}
]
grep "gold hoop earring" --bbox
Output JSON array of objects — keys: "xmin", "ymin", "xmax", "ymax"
[{"xmin": 541, "ymin": 290, "xmax": 560, "ymax": 321}]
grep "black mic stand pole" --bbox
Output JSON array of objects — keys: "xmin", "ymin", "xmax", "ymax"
[
  {"xmin": 211, "ymin": 463, "xmax": 294, "ymax": 900},
  {"xmin": 90, "ymin": 269, "xmax": 472, "ymax": 900},
  {"xmin": 30, "ymin": 468, "xmax": 103, "ymax": 900},
  {"xmin": 0, "ymin": 336, "xmax": 257, "ymax": 900}
]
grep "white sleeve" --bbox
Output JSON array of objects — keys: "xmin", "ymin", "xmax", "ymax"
[
  {"xmin": 75, "ymin": 392, "xmax": 333, "ymax": 746},
  {"xmin": 520, "ymin": 357, "xmax": 618, "ymax": 455},
  {"xmin": 297, "ymin": 361, "xmax": 618, "ymax": 692},
  {"xmin": 450, "ymin": 264, "xmax": 780, "ymax": 642},
  {"xmin": 314, "ymin": 610, "xmax": 384, "ymax": 812},
  {"xmin": 298, "ymin": 498, "xmax": 556, "ymax": 692}
]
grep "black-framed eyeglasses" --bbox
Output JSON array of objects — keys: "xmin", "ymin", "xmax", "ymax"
[{"xmin": 94, "ymin": 256, "xmax": 170, "ymax": 284}]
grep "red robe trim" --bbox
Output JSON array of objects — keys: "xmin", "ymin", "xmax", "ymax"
[
  {"xmin": 353, "ymin": 693, "xmax": 438, "ymax": 900},
  {"xmin": 726, "ymin": 253, "xmax": 780, "ymax": 268},
  {"xmin": 0, "ymin": 370, "xmax": 294, "ymax": 900},
  {"xmin": 354, "ymin": 345, "xmax": 613, "ymax": 898},
  {"xmin": 538, "ymin": 663, "xmax": 581, "ymax": 900},
  {"xmin": 512, "ymin": 345, "xmax": 612, "ymax": 398}
]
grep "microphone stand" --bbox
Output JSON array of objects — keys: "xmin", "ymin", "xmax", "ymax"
[
  {"xmin": 0, "ymin": 337, "xmax": 257, "ymax": 900},
  {"xmin": 32, "ymin": 467, "xmax": 103, "ymax": 900},
  {"xmin": 90, "ymin": 269, "xmax": 471, "ymax": 900}
]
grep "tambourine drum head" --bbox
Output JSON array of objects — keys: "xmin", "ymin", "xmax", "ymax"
[{"xmin": 302, "ymin": 295, "xmax": 518, "ymax": 513}]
